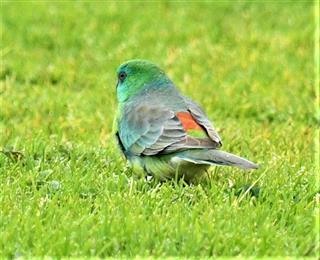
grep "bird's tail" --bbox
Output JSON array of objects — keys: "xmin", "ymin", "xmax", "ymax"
[{"xmin": 176, "ymin": 149, "xmax": 259, "ymax": 170}]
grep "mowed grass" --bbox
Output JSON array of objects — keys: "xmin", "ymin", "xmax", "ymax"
[{"xmin": 0, "ymin": 1, "xmax": 318, "ymax": 257}]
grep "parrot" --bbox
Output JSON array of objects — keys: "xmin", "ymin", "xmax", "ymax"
[{"xmin": 114, "ymin": 59, "xmax": 258, "ymax": 182}]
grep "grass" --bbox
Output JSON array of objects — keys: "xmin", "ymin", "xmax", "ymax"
[{"xmin": 0, "ymin": 1, "xmax": 318, "ymax": 257}]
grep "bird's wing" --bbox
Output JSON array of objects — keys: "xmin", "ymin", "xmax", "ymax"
[
  {"xmin": 119, "ymin": 102, "xmax": 220, "ymax": 156},
  {"xmin": 184, "ymin": 97, "xmax": 222, "ymax": 146}
]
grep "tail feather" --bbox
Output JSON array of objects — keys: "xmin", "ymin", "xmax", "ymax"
[{"xmin": 177, "ymin": 149, "xmax": 259, "ymax": 170}]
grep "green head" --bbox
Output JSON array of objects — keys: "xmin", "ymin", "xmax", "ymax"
[{"xmin": 116, "ymin": 59, "xmax": 172, "ymax": 103}]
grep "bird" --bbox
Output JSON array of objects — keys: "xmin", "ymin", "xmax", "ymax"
[{"xmin": 114, "ymin": 59, "xmax": 258, "ymax": 182}]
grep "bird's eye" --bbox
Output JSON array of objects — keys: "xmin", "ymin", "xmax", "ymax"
[{"xmin": 118, "ymin": 71, "xmax": 127, "ymax": 82}]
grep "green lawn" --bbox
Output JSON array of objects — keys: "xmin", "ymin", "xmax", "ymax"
[{"xmin": 1, "ymin": 1, "xmax": 318, "ymax": 257}]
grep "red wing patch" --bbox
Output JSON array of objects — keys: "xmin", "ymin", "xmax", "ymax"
[{"xmin": 176, "ymin": 112, "xmax": 203, "ymax": 131}]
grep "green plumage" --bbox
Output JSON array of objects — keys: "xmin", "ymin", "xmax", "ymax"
[{"xmin": 114, "ymin": 60, "xmax": 258, "ymax": 182}]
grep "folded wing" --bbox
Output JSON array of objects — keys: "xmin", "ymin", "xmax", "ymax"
[{"xmin": 118, "ymin": 99, "xmax": 222, "ymax": 156}]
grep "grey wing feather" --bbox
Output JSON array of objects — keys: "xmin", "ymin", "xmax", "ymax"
[
  {"xmin": 184, "ymin": 96, "xmax": 222, "ymax": 146},
  {"xmin": 120, "ymin": 103, "xmax": 186, "ymax": 156},
  {"xmin": 119, "ymin": 95, "xmax": 222, "ymax": 156}
]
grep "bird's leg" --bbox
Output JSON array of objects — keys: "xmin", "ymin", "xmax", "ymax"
[{"xmin": 145, "ymin": 174, "xmax": 154, "ymax": 182}]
